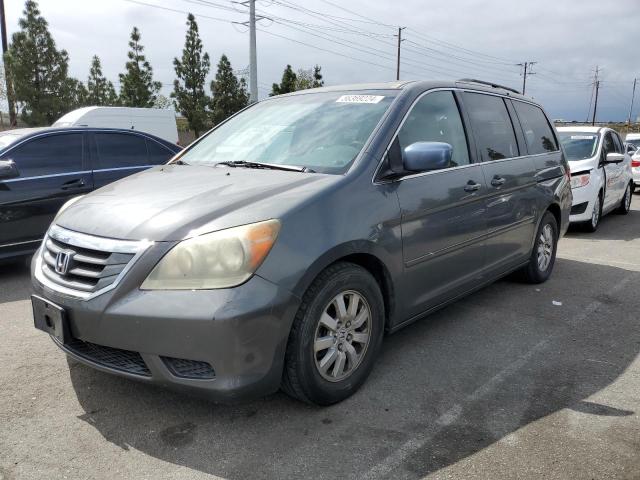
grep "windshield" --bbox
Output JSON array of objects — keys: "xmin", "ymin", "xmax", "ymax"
[
  {"xmin": 626, "ymin": 138, "xmax": 640, "ymax": 148},
  {"xmin": 558, "ymin": 132, "xmax": 600, "ymax": 161},
  {"xmin": 178, "ymin": 91, "xmax": 397, "ymax": 174}
]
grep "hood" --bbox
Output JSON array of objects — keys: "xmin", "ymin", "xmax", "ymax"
[
  {"xmin": 568, "ymin": 156, "xmax": 598, "ymax": 175},
  {"xmin": 57, "ymin": 164, "xmax": 339, "ymax": 241}
]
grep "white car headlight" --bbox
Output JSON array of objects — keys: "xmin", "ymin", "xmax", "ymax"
[
  {"xmin": 141, "ymin": 219, "xmax": 280, "ymax": 290},
  {"xmin": 570, "ymin": 173, "xmax": 590, "ymax": 189}
]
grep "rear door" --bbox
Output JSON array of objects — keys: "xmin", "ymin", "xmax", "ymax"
[
  {"xmin": 0, "ymin": 132, "xmax": 91, "ymax": 252},
  {"xmin": 463, "ymin": 92, "xmax": 539, "ymax": 274},
  {"xmin": 393, "ymin": 90, "xmax": 488, "ymax": 318},
  {"xmin": 90, "ymin": 131, "xmax": 151, "ymax": 189}
]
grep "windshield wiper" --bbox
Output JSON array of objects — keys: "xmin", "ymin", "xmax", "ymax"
[{"xmin": 215, "ymin": 160, "xmax": 314, "ymax": 173}]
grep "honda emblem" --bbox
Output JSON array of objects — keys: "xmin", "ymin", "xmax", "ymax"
[{"xmin": 54, "ymin": 250, "xmax": 73, "ymax": 275}]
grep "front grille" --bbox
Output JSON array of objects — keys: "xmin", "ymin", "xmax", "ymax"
[
  {"xmin": 162, "ymin": 356, "xmax": 216, "ymax": 379},
  {"xmin": 65, "ymin": 338, "xmax": 151, "ymax": 377},
  {"xmin": 37, "ymin": 225, "xmax": 148, "ymax": 298}
]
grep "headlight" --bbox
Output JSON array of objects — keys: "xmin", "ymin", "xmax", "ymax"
[
  {"xmin": 141, "ymin": 219, "xmax": 280, "ymax": 290},
  {"xmin": 570, "ymin": 173, "xmax": 590, "ymax": 189}
]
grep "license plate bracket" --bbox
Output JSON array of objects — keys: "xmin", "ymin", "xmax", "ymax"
[{"xmin": 32, "ymin": 295, "xmax": 69, "ymax": 344}]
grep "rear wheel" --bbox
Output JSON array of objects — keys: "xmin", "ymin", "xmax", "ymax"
[
  {"xmin": 282, "ymin": 262, "xmax": 384, "ymax": 405},
  {"xmin": 616, "ymin": 183, "xmax": 632, "ymax": 214},
  {"xmin": 519, "ymin": 211, "xmax": 558, "ymax": 284},
  {"xmin": 582, "ymin": 193, "xmax": 602, "ymax": 232}
]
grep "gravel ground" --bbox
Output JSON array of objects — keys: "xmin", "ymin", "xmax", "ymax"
[{"xmin": 1, "ymin": 199, "xmax": 639, "ymax": 480}]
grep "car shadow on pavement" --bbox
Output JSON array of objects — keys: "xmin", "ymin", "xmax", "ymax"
[
  {"xmin": 565, "ymin": 208, "xmax": 640, "ymax": 242},
  {"xmin": 67, "ymin": 257, "xmax": 640, "ymax": 480}
]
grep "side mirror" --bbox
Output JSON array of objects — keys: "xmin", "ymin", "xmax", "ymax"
[
  {"xmin": 605, "ymin": 152, "xmax": 625, "ymax": 163},
  {"xmin": 0, "ymin": 159, "xmax": 19, "ymax": 180},
  {"xmin": 403, "ymin": 142, "xmax": 452, "ymax": 173}
]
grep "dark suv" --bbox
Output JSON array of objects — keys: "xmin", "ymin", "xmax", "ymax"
[
  {"xmin": 31, "ymin": 80, "xmax": 572, "ymax": 405},
  {"xmin": 0, "ymin": 127, "xmax": 181, "ymax": 260}
]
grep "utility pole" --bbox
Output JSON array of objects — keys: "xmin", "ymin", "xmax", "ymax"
[
  {"xmin": 627, "ymin": 78, "xmax": 637, "ymax": 128},
  {"xmin": 517, "ymin": 61, "xmax": 536, "ymax": 95},
  {"xmin": 591, "ymin": 66, "xmax": 600, "ymax": 126},
  {"xmin": 233, "ymin": 0, "xmax": 264, "ymax": 103},
  {"xmin": 395, "ymin": 27, "xmax": 405, "ymax": 81},
  {"xmin": 0, "ymin": 0, "xmax": 16, "ymax": 126},
  {"xmin": 248, "ymin": 0, "xmax": 257, "ymax": 103}
]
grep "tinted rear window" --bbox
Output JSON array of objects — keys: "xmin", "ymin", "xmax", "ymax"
[
  {"xmin": 94, "ymin": 133, "xmax": 148, "ymax": 169},
  {"xmin": 7, "ymin": 133, "xmax": 83, "ymax": 177},
  {"xmin": 513, "ymin": 101, "xmax": 558, "ymax": 154},
  {"xmin": 464, "ymin": 93, "xmax": 519, "ymax": 161}
]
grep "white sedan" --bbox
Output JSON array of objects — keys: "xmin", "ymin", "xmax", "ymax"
[{"xmin": 558, "ymin": 126, "xmax": 633, "ymax": 231}]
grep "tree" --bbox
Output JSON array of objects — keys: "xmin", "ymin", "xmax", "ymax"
[
  {"xmin": 312, "ymin": 64, "xmax": 324, "ymax": 88},
  {"xmin": 118, "ymin": 27, "xmax": 161, "ymax": 107},
  {"xmin": 61, "ymin": 78, "xmax": 88, "ymax": 109},
  {"xmin": 210, "ymin": 54, "xmax": 248, "ymax": 125},
  {"xmin": 4, "ymin": 0, "xmax": 75, "ymax": 125},
  {"xmin": 153, "ymin": 94, "xmax": 173, "ymax": 110},
  {"xmin": 87, "ymin": 55, "xmax": 118, "ymax": 106},
  {"xmin": 271, "ymin": 65, "xmax": 297, "ymax": 96},
  {"xmin": 171, "ymin": 14, "xmax": 210, "ymax": 137}
]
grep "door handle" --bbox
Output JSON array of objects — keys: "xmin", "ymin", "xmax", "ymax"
[
  {"xmin": 464, "ymin": 180, "xmax": 482, "ymax": 192},
  {"xmin": 61, "ymin": 178, "xmax": 86, "ymax": 190},
  {"xmin": 491, "ymin": 176, "xmax": 506, "ymax": 187}
]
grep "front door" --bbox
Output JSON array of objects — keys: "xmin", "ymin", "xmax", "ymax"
[
  {"xmin": 393, "ymin": 90, "xmax": 487, "ymax": 320},
  {"xmin": 0, "ymin": 132, "xmax": 92, "ymax": 257}
]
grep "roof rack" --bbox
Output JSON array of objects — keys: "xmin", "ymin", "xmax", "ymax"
[{"xmin": 457, "ymin": 78, "xmax": 520, "ymax": 95}]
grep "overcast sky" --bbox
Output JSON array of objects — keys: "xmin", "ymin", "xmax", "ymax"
[{"xmin": 4, "ymin": 0, "xmax": 640, "ymax": 121}]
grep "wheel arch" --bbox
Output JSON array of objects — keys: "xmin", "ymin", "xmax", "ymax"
[{"xmin": 291, "ymin": 242, "xmax": 397, "ymax": 331}]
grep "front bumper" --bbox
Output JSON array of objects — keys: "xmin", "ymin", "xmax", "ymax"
[
  {"xmin": 31, "ymin": 252, "xmax": 300, "ymax": 402},
  {"xmin": 569, "ymin": 181, "xmax": 598, "ymax": 223}
]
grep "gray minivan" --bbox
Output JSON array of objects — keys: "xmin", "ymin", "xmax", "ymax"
[{"xmin": 31, "ymin": 80, "xmax": 571, "ymax": 405}]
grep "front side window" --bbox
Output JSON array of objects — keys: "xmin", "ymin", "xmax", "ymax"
[
  {"xmin": 464, "ymin": 93, "xmax": 519, "ymax": 161},
  {"xmin": 396, "ymin": 90, "xmax": 470, "ymax": 168},
  {"xmin": 611, "ymin": 132, "xmax": 624, "ymax": 153},
  {"xmin": 558, "ymin": 132, "xmax": 599, "ymax": 161},
  {"xmin": 147, "ymin": 139, "xmax": 175, "ymax": 164},
  {"xmin": 6, "ymin": 133, "xmax": 83, "ymax": 177},
  {"xmin": 512, "ymin": 101, "xmax": 558, "ymax": 154},
  {"xmin": 179, "ymin": 91, "xmax": 398, "ymax": 174},
  {"xmin": 602, "ymin": 132, "xmax": 616, "ymax": 156},
  {"xmin": 94, "ymin": 133, "xmax": 148, "ymax": 169}
]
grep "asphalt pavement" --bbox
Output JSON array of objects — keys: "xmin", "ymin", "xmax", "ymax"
[{"xmin": 1, "ymin": 200, "xmax": 639, "ymax": 480}]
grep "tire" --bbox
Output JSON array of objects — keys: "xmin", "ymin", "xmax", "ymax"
[
  {"xmin": 519, "ymin": 211, "xmax": 559, "ymax": 284},
  {"xmin": 582, "ymin": 192, "xmax": 602, "ymax": 232},
  {"xmin": 616, "ymin": 183, "xmax": 632, "ymax": 214},
  {"xmin": 281, "ymin": 262, "xmax": 384, "ymax": 405}
]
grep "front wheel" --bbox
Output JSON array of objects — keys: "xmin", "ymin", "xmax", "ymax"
[
  {"xmin": 582, "ymin": 193, "xmax": 602, "ymax": 232},
  {"xmin": 519, "ymin": 211, "xmax": 559, "ymax": 284},
  {"xmin": 616, "ymin": 183, "xmax": 632, "ymax": 214},
  {"xmin": 282, "ymin": 262, "xmax": 384, "ymax": 405}
]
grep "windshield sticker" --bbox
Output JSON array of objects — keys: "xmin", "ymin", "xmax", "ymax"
[
  {"xmin": 336, "ymin": 95, "xmax": 385, "ymax": 104},
  {"xmin": 570, "ymin": 135, "xmax": 596, "ymax": 140}
]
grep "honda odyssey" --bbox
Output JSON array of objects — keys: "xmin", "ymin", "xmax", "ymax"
[{"xmin": 31, "ymin": 80, "xmax": 571, "ymax": 405}]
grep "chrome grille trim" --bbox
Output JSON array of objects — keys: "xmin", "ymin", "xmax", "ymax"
[{"xmin": 34, "ymin": 225, "xmax": 153, "ymax": 300}]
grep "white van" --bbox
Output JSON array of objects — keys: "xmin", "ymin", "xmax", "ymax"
[{"xmin": 53, "ymin": 107, "xmax": 179, "ymax": 144}]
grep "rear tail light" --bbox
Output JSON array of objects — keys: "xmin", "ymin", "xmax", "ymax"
[{"xmin": 632, "ymin": 159, "xmax": 640, "ymax": 167}]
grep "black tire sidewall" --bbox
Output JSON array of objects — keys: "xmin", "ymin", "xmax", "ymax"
[{"xmin": 294, "ymin": 265, "xmax": 384, "ymax": 405}]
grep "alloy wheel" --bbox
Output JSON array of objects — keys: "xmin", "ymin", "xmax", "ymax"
[
  {"xmin": 591, "ymin": 196, "xmax": 600, "ymax": 229},
  {"xmin": 537, "ymin": 223, "xmax": 554, "ymax": 272},
  {"xmin": 313, "ymin": 290, "xmax": 371, "ymax": 382}
]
